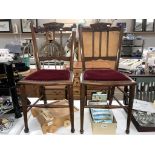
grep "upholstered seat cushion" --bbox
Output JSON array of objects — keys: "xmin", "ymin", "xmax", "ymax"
[
  {"xmin": 25, "ymin": 69, "xmax": 70, "ymax": 81},
  {"xmin": 84, "ymin": 69, "xmax": 130, "ymax": 81}
]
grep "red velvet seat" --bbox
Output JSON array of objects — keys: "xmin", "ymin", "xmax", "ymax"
[
  {"xmin": 25, "ymin": 69, "xmax": 70, "ymax": 81},
  {"xmin": 84, "ymin": 69, "xmax": 130, "ymax": 81}
]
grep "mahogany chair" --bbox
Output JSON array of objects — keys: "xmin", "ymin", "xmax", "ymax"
[
  {"xmin": 78, "ymin": 23, "xmax": 136, "ymax": 134},
  {"xmin": 18, "ymin": 21, "xmax": 76, "ymax": 133}
]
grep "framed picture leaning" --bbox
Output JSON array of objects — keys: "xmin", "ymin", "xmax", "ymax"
[
  {"xmin": 0, "ymin": 19, "xmax": 12, "ymax": 33},
  {"xmin": 21, "ymin": 19, "xmax": 38, "ymax": 33}
]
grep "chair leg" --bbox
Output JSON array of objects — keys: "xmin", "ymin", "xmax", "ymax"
[
  {"xmin": 109, "ymin": 86, "xmax": 115, "ymax": 105},
  {"xmin": 80, "ymin": 84, "xmax": 85, "ymax": 134},
  {"xmin": 40, "ymin": 85, "xmax": 47, "ymax": 104},
  {"xmin": 68, "ymin": 84, "xmax": 75, "ymax": 133},
  {"xmin": 123, "ymin": 86, "xmax": 129, "ymax": 105},
  {"xmin": 65, "ymin": 86, "xmax": 68, "ymax": 99},
  {"xmin": 85, "ymin": 85, "xmax": 87, "ymax": 106},
  {"xmin": 126, "ymin": 85, "xmax": 135, "ymax": 134},
  {"xmin": 20, "ymin": 84, "xmax": 29, "ymax": 133}
]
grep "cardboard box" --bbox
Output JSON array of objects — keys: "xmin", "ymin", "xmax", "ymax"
[{"xmin": 90, "ymin": 110, "xmax": 117, "ymax": 135}]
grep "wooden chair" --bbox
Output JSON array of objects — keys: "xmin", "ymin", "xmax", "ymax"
[
  {"xmin": 18, "ymin": 21, "xmax": 76, "ymax": 133},
  {"xmin": 78, "ymin": 23, "xmax": 136, "ymax": 134}
]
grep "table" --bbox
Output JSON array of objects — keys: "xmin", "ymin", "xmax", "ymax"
[
  {"xmin": 122, "ymin": 72, "xmax": 155, "ymax": 132},
  {"xmin": 123, "ymin": 72, "xmax": 155, "ymax": 103}
]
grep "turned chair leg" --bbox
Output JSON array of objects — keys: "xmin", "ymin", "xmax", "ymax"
[
  {"xmin": 68, "ymin": 85, "xmax": 75, "ymax": 133},
  {"xmin": 123, "ymin": 86, "xmax": 129, "ymax": 105},
  {"xmin": 80, "ymin": 84, "xmax": 85, "ymax": 134},
  {"xmin": 126, "ymin": 85, "xmax": 135, "ymax": 134},
  {"xmin": 109, "ymin": 86, "xmax": 115, "ymax": 105},
  {"xmin": 40, "ymin": 85, "xmax": 47, "ymax": 104},
  {"xmin": 20, "ymin": 85, "xmax": 29, "ymax": 133}
]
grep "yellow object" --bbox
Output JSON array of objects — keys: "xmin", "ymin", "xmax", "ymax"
[
  {"xmin": 31, "ymin": 99, "xmax": 78, "ymax": 134},
  {"xmin": 64, "ymin": 120, "xmax": 70, "ymax": 127}
]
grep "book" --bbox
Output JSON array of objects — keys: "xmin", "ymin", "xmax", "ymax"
[{"xmin": 90, "ymin": 108, "xmax": 113, "ymax": 123}]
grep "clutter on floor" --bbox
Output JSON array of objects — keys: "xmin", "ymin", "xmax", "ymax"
[
  {"xmin": 0, "ymin": 117, "xmax": 14, "ymax": 133},
  {"xmin": 90, "ymin": 108, "xmax": 117, "ymax": 135},
  {"xmin": 31, "ymin": 99, "xmax": 78, "ymax": 134}
]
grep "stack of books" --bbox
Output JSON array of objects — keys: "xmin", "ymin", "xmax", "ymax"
[
  {"xmin": 90, "ymin": 108, "xmax": 113, "ymax": 123},
  {"xmin": 89, "ymin": 92, "xmax": 107, "ymax": 106}
]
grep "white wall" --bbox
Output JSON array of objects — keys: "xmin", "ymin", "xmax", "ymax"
[
  {"xmin": 0, "ymin": 19, "xmax": 155, "ymax": 49},
  {"xmin": 99, "ymin": 19, "xmax": 155, "ymax": 49}
]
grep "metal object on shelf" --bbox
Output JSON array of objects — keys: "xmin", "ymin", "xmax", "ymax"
[
  {"xmin": 0, "ymin": 96, "xmax": 13, "ymax": 116},
  {"xmin": 133, "ymin": 110, "xmax": 155, "ymax": 127},
  {"xmin": 0, "ymin": 117, "xmax": 14, "ymax": 133},
  {"xmin": 0, "ymin": 49, "xmax": 14, "ymax": 63},
  {"xmin": 121, "ymin": 33, "xmax": 144, "ymax": 58}
]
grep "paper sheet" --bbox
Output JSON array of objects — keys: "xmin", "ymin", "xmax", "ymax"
[{"xmin": 133, "ymin": 99, "xmax": 155, "ymax": 113}]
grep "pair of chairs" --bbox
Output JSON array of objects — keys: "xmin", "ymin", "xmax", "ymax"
[{"xmin": 18, "ymin": 22, "xmax": 136, "ymax": 134}]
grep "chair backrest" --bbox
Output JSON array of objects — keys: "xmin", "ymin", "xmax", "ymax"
[
  {"xmin": 30, "ymin": 21, "xmax": 76, "ymax": 71},
  {"xmin": 78, "ymin": 23, "xmax": 123, "ymax": 71}
]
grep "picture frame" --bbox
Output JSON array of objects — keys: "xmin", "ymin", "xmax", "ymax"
[
  {"xmin": 133, "ymin": 19, "xmax": 144, "ymax": 32},
  {"xmin": 20, "ymin": 19, "xmax": 38, "ymax": 33},
  {"xmin": 133, "ymin": 19, "xmax": 155, "ymax": 32},
  {"xmin": 0, "ymin": 19, "xmax": 12, "ymax": 33},
  {"xmin": 145, "ymin": 19, "xmax": 154, "ymax": 32}
]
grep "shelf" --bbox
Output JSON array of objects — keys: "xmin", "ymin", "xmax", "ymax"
[
  {"xmin": 122, "ymin": 45, "xmax": 143, "ymax": 47},
  {"xmin": 0, "ymin": 33, "xmax": 31, "ymax": 35},
  {"xmin": 0, "ymin": 32, "xmax": 72, "ymax": 35},
  {"xmin": 124, "ymin": 32, "xmax": 155, "ymax": 35}
]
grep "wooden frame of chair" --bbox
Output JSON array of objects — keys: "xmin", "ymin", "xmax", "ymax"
[
  {"xmin": 18, "ymin": 21, "xmax": 76, "ymax": 133},
  {"xmin": 78, "ymin": 23, "xmax": 136, "ymax": 134}
]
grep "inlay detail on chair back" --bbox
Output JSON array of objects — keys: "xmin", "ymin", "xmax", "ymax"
[
  {"xmin": 30, "ymin": 21, "xmax": 76, "ymax": 71},
  {"xmin": 79, "ymin": 23, "xmax": 123, "ymax": 71}
]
